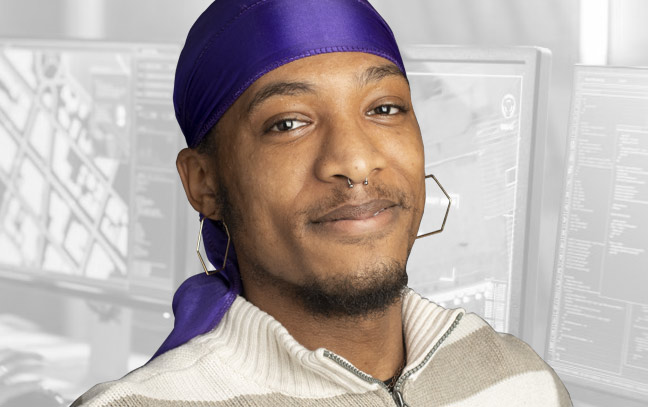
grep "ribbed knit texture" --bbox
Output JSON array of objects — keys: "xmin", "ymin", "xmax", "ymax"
[{"xmin": 72, "ymin": 289, "xmax": 572, "ymax": 406}]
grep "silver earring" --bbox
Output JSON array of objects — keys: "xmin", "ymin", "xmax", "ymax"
[
  {"xmin": 347, "ymin": 178, "xmax": 354, "ymax": 188},
  {"xmin": 197, "ymin": 217, "xmax": 230, "ymax": 275},
  {"xmin": 416, "ymin": 174, "xmax": 451, "ymax": 239},
  {"xmin": 364, "ymin": 177, "xmax": 368, "ymax": 185}
]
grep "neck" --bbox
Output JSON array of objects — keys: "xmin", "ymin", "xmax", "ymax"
[{"xmin": 242, "ymin": 278, "xmax": 406, "ymax": 382}]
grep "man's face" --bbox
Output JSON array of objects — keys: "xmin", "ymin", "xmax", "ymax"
[{"xmin": 210, "ymin": 52, "xmax": 425, "ymax": 314}]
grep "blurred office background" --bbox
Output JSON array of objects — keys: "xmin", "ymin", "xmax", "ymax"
[{"xmin": 0, "ymin": 0, "xmax": 646, "ymax": 406}]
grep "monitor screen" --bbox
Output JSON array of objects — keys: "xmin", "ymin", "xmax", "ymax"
[
  {"xmin": 403, "ymin": 46, "xmax": 550, "ymax": 338},
  {"xmin": 0, "ymin": 40, "xmax": 185, "ymax": 305},
  {"xmin": 546, "ymin": 65, "xmax": 648, "ymax": 403}
]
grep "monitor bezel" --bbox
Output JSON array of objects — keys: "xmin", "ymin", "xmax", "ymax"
[
  {"xmin": 401, "ymin": 45, "xmax": 552, "ymax": 348},
  {"xmin": 545, "ymin": 64, "xmax": 648, "ymax": 405},
  {"xmin": 0, "ymin": 38, "xmax": 186, "ymax": 309}
]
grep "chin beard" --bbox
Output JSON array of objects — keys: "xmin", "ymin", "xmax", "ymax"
[
  {"xmin": 248, "ymin": 259, "xmax": 409, "ymax": 319},
  {"xmin": 295, "ymin": 260, "xmax": 409, "ymax": 318}
]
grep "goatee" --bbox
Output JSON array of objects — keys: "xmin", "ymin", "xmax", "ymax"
[{"xmin": 290, "ymin": 259, "xmax": 408, "ymax": 319}]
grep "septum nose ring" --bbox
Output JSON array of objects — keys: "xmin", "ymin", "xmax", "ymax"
[{"xmin": 347, "ymin": 177, "xmax": 369, "ymax": 188}]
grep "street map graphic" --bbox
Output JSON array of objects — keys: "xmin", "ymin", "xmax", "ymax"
[{"xmin": 0, "ymin": 42, "xmax": 182, "ymax": 297}]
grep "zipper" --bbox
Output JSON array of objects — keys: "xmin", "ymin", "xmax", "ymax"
[
  {"xmin": 322, "ymin": 350, "xmax": 387, "ymax": 388},
  {"xmin": 391, "ymin": 312, "xmax": 464, "ymax": 406},
  {"xmin": 323, "ymin": 311, "xmax": 464, "ymax": 407},
  {"xmin": 392, "ymin": 389, "xmax": 408, "ymax": 407}
]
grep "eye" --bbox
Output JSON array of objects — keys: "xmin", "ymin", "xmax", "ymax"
[
  {"xmin": 367, "ymin": 104, "xmax": 404, "ymax": 116},
  {"xmin": 267, "ymin": 118, "xmax": 308, "ymax": 133}
]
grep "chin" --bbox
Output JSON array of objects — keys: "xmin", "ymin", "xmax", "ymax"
[{"xmin": 292, "ymin": 258, "xmax": 409, "ymax": 318}]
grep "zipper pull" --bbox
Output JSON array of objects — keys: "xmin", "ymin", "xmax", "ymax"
[{"xmin": 392, "ymin": 389, "xmax": 409, "ymax": 407}]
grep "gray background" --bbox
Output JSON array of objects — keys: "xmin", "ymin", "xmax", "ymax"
[{"xmin": 0, "ymin": 0, "xmax": 646, "ymax": 406}]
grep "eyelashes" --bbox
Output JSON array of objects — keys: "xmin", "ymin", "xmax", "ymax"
[
  {"xmin": 367, "ymin": 103, "xmax": 408, "ymax": 116},
  {"xmin": 265, "ymin": 103, "xmax": 409, "ymax": 134},
  {"xmin": 267, "ymin": 118, "xmax": 309, "ymax": 133}
]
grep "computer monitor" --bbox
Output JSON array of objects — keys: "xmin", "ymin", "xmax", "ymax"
[
  {"xmin": 546, "ymin": 65, "xmax": 648, "ymax": 406},
  {"xmin": 403, "ymin": 46, "xmax": 551, "ymax": 340},
  {"xmin": 0, "ymin": 39, "xmax": 187, "ymax": 309}
]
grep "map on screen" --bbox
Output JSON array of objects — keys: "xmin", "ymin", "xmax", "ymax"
[
  {"xmin": 404, "ymin": 47, "xmax": 550, "ymax": 336},
  {"xmin": 0, "ymin": 40, "xmax": 184, "ymax": 300}
]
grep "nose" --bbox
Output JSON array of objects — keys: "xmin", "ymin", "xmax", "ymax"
[{"xmin": 313, "ymin": 114, "xmax": 388, "ymax": 187}]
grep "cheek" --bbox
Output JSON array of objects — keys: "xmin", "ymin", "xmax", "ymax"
[
  {"xmin": 232, "ymin": 144, "xmax": 310, "ymax": 234},
  {"xmin": 382, "ymin": 125, "xmax": 426, "ymax": 220},
  {"xmin": 404, "ymin": 127, "xmax": 425, "ymax": 169},
  {"xmin": 383, "ymin": 125, "xmax": 425, "ymax": 178}
]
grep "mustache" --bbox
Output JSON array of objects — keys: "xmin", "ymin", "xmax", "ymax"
[{"xmin": 302, "ymin": 182, "xmax": 414, "ymax": 223}]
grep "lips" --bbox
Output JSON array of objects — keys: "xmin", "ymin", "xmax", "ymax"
[{"xmin": 313, "ymin": 199, "xmax": 398, "ymax": 223}]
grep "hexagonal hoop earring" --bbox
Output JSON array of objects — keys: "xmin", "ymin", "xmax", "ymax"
[
  {"xmin": 196, "ymin": 217, "xmax": 231, "ymax": 275},
  {"xmin": 416, "ymin": 174, "xmax": 451, "ymax": 239}
]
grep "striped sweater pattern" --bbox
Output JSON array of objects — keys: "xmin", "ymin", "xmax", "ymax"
[{"xmin": 73, "ymin": 289, "xmax": 572, "ymax": 406}]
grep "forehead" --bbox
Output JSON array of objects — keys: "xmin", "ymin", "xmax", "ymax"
[
  {"xmin": 245, "ymin": 53, "xmax": 406, "ymax": 96},
  {"xmin": 227, "ymin": 52, "xmax": 408, "ymax": 119}
]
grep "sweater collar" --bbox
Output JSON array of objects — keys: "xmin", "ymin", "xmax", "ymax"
[{"xmin": 199, "ymin": 288, "xmax": 464, "ymax": 396}]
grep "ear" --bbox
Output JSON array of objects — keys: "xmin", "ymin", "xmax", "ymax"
[{"xmin": 176, "ymin": 148, "xmax": 222, "ymax": 220}]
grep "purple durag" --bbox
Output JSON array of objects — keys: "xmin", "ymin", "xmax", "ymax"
[{"xmin": 152, "ymin": 0, "xmax": 405, "ymax": 359}]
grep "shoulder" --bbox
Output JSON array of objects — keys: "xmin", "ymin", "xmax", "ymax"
[
  {"xmin": 442, "ymin": 312, "xmax": 547, "ymax": 370},
  {"xmin": 411, "ymin": 312, "xmax": 572, "ymax": 407},
  {"xmin": 69, "ymin": 357, "xmax": 183, "ymax": 407},
  {"xmin": 70, "ymin": 381, "xmax": 126, "ymax": 407},
  {"xmin": 70, "ymin": 332, "xmax": 257, "ymax": 407}
]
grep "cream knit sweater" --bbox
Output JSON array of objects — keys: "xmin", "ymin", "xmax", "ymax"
[{"xmin": 73, "ymin": 289, "xmax": 572, "ymax": 406}]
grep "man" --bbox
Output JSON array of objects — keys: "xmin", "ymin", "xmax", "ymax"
[{"xmin": 74, "ymin": 0, "xmax": 572, "ymax": 406}]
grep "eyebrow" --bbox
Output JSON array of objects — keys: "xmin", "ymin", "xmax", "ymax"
[
  {"xmin": 245, "ymin": 63, "xmax": 407, "ymax": 114},
  {"xmin": 246, "ymin": 81, "xmax": 315, "ymax": 113},
  {"xmin": 358, "ymin": 64, "xmax": 408, "ymax": 87}
]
